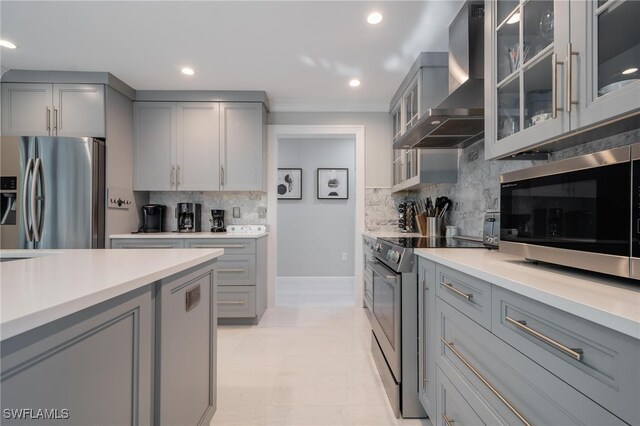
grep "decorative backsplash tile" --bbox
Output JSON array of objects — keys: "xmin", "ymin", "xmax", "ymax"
[
  {"xmin": 149, "ymin": 191, "xmax": 267, "ymax": 232},
  {"xmin": 365, "ymin": 188, "xmax": 404, "ymax": 232},
  {"xmin": 381, "ymin": 128, "xmax": 640, "ymax": 237}
]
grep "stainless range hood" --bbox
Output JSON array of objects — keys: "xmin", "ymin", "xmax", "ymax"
[{"xmin": 394, "ymin": 1, "xmax": 485, "ymax": 150}]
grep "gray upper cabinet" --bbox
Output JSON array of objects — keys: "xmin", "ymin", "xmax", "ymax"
[
  {"xmin": 485, "ymin": 0, "xmax": 640, "ymax": 160},
  {"xmin": 133, "ymin": 101, "xmax": 265, "ymax": 192},
  {"xmin": 220, "ymin": 102, "xmax": 266, "ymax": 192},
  {"xmin": 177, "ymin": 102, "xmax": 221, "ymax": 191},
  {"xmin": 1, "ymin": 83, "xmax": 105, "ymax": 137},
  {"xmin": 133, "ymin": 102, "xmax": 176, "ymax": 191}
]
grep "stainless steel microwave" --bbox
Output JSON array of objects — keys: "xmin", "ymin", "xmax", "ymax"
[{"xmin": 500, "ymin": 143, "xmax": 639, "ymax": 279}]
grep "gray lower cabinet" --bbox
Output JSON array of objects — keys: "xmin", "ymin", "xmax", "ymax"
[
  {"xmin": 492, "ymin": 286, "xmax": 640, "ymax": 425},
  {"xmin": 417, "ymin": 258, "xmax": 436, "ymax": 419},
  {"xmin": 362, "ymin": 235, "xmax": 375, "ymax": 314},
  {"xmin": 0, "ymin": 286, "xmax": 154, "ymax": 426},
  {"xmin": 436, "ymin": 296, "xmax": 624, "ymax": 425},
  {"xmin": 111, "ymin": 237, "xmax": 267, "ymax": 324},
  {"xmin": 435, "ymin": 366, "xmax": 485, "ymax": 426},
  {"xmin": 435, "ymin": 264, "xmax": 492, "ymax": 330},
  {"xmin": 111, "ymin": 239, "xmax": 185, "ymax": 249},
  {"xmin": 155, "ymin": 263, "xmax": 216, "ymax": 426},
  {"xmin": 184, "ymin": 238, "xmax": 266, "ymax": 324}
]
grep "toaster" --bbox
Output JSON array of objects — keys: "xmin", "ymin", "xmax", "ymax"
[{"xmin": 483, "ymin": 211, "xmax": 500, "ymax": 248}]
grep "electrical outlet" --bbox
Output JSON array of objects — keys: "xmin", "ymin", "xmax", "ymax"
[
  {"xmin": 342, "ymin": 252, "xmax": 347, "ymax": 261},
  {"xmin": 233, "ymin": 207, "xmax": 240, "ymax": 218},
  {"xmin": 258, "ymin": 207, "xmax": 267, "ymax": 219}
]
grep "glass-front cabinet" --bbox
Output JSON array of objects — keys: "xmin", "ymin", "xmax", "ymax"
[{"xmin": 485, "ymin": 0, "xmax": 640, "ymax": 160}]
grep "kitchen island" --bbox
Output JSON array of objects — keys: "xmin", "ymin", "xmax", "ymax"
[{"xmin": 0, "ymin": 248, "xmax": 223, "ymax": 426}]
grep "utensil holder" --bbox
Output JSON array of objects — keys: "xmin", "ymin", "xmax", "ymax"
[{"xmin": 420, "ymin": 216, "xmax": 445, "ymax": 237}]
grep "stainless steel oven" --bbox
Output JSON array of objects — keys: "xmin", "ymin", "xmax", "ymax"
[{"xmin": 500, "ymin": 142, "xmax": 639, "ymax": 279}]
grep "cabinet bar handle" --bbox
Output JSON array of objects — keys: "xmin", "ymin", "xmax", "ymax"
[
  {"xmin": 218, "ymin": 300, "xmax": 244, "ymax": 305},
  {"xmin": 218, "ymin": 268, "xmax": 245, "ymax": 273},
  {"xmin": 441, "ymin": 338, "xmax": 531, "ymax": 426},
  {"xmin": 220, "ymin": 165, "xmax": 225, "ymax": 186},
  {"xmin": 177, "ymin": 164, "xmax": 181, "ymax": 186},
  {"xmin": 442, "ymin": 282, "xmax": 472, "ymax": 301},
  {"xmin": 46, "ymin": 107, "xmax": 51, "ymax": 131},
  {"xmin": 170, "ymin": 166, "xmax": 175, "ymax": 188},
  {"xmin": 122, "ymin": 245, "xmax": 174, "ymax": 249},
  {"xmin": 53, "ymin": 108, "xmax": 58, "ymax": 133},
  {"xmin": 193, "ymin": 244, "xmax": 245, "ymax": 249},
  {"xmin": 442, "ymin": 412, "xmax": 454, "ymax": 426},
  {"xmin": 566, "ymin": 43, "xmax": 579, "ymax": 113},
  {"xmin": 505, "ymin": 316, "xmax": 584, "ymax": 361},
  {"xmin": 552, "ymin": 53, "xmax": 564, "ymax": 119}
]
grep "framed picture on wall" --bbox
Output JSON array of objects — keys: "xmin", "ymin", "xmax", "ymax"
[
  {"xmin": 277, "ymin": 168, "xmax": 302, "ymax": 200},
  {"xmin": 317, "ymin": 168, "xmax": 348, "ymax": 199}
]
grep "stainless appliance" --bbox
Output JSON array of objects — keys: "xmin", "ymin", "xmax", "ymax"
[
  {"xmin": 369, "ymin": 236, "xmax": 485, "ymax": 418},
  {"xmin": 141, "ymin": 204, "xmax": 166, "ymax": 233},
  {"xmin": 483, "ymin": 211, "xmax": 500, "ymax": 248},
  {"xmin": 176, "ymin": 203, "xmax": 201, "ymax": 233},
  {"xmin": 393, "ymin": 1, "xmax": 485, "ymax": 150},
  {"xmin": 500, "ymin": 142, "xmax": 639, "ymax": 279},
  {"xmin": 0, "ymin": 136, "xmax": 105, "ymax": 249},
  {"xmin": 210, "ymin": 209, "xmax": 225, "ymax": 232}
]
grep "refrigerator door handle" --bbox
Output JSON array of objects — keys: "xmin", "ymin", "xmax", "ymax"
[
  {"xmin": 22, "ymin": 158, "xmax": 34, "ymax": 242},
  {"xmin": 31, "ymin": 158, "xmax": 45, "ymax": 242}
]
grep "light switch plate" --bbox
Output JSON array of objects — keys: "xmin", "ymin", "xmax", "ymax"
[
  {"xmin": 108, "ymin": 188, "xmax": 133, "ymax": 210},
  {"xmin": 258, "ymin": 207, "xmax": 267, "ymax": 219},
  {"xmin": 233, "ymin": 207, "xmax": 240, "ymax": 218}
]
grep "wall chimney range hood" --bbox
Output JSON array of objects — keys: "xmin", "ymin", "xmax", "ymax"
[{"xmin": 394, "ymin": 1, "xmax": 485, "ymax": 150}]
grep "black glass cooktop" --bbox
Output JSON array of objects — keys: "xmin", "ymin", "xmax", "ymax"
[{"xmin": 379, "ymin": 236, "xmax": 487, "ymax": 249}]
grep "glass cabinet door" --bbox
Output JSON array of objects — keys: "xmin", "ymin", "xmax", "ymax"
[
  {"xmin": 392, "ymin": 106, "xmax": 402, "ymax": 142},
  {"xmin": 490, "ymin": 0, "xmax": 570, "ymax": 157},
  {"xmin": 404, "ymin": 82, "xmax": 419, "ymax": 130}
]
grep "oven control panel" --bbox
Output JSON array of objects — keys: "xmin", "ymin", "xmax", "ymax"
[{"xmin": 373, "ymin": 239, "xmax": 414, "ymax": 273}]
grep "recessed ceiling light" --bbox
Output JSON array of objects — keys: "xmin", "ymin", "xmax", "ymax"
[
  {"xmin": 0, "ymin": 39, "xmax": 17, "ymax": 49},
  {"xmin": 622, "ymin": 67, "xmax": 638, "ymax": 75},
  {"xmin": 349, "ymin": 79, "xmax": 361, "ymax": 87},
  {"xmin": 367, "ymin": 12, "xmax": 383, "ymax": 25},
  {"xmin": 181, "ymin": 67, "xmax": 195, "ymax": 75},
  {"xmin": 507, "ymin": 12, "xmax": 520, "ymax": 25}
]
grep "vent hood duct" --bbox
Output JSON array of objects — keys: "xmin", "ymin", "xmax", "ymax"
[{"xmin": 394, "ymin": 1, "xmax": 485, "ymax": 150}]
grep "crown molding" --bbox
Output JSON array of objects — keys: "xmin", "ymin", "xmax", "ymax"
[{"xmin": 270, "ymin": 99, "xmax": 389, "ymax": 113}]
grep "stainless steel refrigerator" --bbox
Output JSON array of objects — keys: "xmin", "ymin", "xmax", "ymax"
[{"xmin": 0, "ymin": 136, "xmax": 105, "ymax": 249}]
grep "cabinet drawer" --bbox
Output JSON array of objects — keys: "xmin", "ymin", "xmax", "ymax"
[
  {"xmin": 217, "ymin": 286, "xmax": 256, "ymax": 318},
  {"xmin": 437, "ymin": 299, "xmax": 624, "ymax": 425},
  {"xmin": 492, "ymin": 286, "xmax": 640, "ymax": 425},
  {"xmin": 435, "ymin": 367, "xmax": 485, "ymax": 426},
  {"xmin": 436, "ymin": 264, "xmax": 492, "ymax": 330},
  {"xmin": 214, "ymin": 255, "xmax": 256, "ymax": 286},
  {"xmin": 111, "ymin": 239, "xmax": 184, "ymax": 249},
  {"xmin": 184, "ymin": 238, "xmax": 255, "ymax": 254}
]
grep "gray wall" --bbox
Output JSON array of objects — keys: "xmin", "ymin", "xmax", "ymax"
[
  {"xmin": 105, "ymin": 87, "xmax": 148, "ymax": 238},
  {"xmin": 277, "ymin": 138, "xmax": 356, "ymax": 277},
  {"xmin": 268, "ymin": 112, "xmax": 392, "ymax": 188}
]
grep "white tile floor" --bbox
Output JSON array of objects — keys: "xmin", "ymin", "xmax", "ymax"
[{"xmin": 211, "ymin": 278, "xmax": 432, "ymax": 426}]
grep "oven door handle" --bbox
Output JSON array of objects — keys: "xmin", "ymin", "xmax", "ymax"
[{"xmin": 368, "ymin": 260, "xmax": 398, "ymax": 283}]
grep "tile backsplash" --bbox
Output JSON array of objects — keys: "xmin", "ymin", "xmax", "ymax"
[
  {"xmin": 149, "ymin": 191, "xmax": 267, "ymax": 232},
  {"xmin": 378, "ymin": 128, "xmax": 640, "ymax": 237}
]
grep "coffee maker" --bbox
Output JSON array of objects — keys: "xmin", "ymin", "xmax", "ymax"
[
  {"xmin": 210, "ymin": 209, "xmax": 225, "ymax": 232},
  {"xmin": 141, "ymin": 204, "xmax": 166, "ymax": 233},
  {"xmin": 176, "ymin": 203, "xmax": 201, "ymax": 232}
]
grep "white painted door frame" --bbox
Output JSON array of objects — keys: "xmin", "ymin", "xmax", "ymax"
[{"xmin": 267, "ymin": 125, "xmax": 365, "ymax": 308}]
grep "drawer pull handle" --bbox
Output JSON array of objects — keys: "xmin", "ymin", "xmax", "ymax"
[
  {"xmin": 441, "ymin": 338, "xmax": 531, "ymax": 426},
  {"xmin": 442, "ymin": 282, "xmax": 473, "ymax": 301},
  {"xmin": 122, "ymin": 245, "xmax": 174, "ymax": 249},
  {"xmin": 218, "ymin": 300, "xmax": 244, "ymax": 305},
  {"xmin": 194, "ymin": 244, "xmax": 245, "ymax": 249},
  {"xmin": 442, "ymin": 412, "xmax": 454, "ymax": 426},
  {"xmin": 218, "ymin": 268, "xmax": 245, "ymax": 273},
  {"xmin": 505, "ymin": 316, "xmax": 584, "ymax": 361}
]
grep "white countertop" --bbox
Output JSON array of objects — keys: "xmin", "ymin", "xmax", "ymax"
[
  {"xmin": 0, "ymin": 248, "xmax": 223, "ymax": 340},
  {"xmin": 110, "ymin": 231, "xmax": 268, "ymax": 239},
  {"xmin": 414, "ymin": 248, "xmax": 640, "ymax": 339}
]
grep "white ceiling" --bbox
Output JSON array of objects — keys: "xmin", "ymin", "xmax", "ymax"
[{"xmin": 0, "ymin": 1, "xmax": 463, "ymax": 111}]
